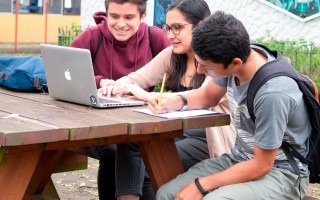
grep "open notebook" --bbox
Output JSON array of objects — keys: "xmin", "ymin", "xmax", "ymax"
[{"xmin": 40, "ymin": 44, "xmax": 145, "ymax": 108}]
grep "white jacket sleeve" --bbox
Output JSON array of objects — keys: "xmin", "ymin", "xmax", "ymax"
[{"xmin": 116, "ymin": 46, "xmax": 173, "ymax": 89}]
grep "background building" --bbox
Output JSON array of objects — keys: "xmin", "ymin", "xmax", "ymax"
[
  {"xmin": 82, "ymin": 0, "xmax": 320, "ymax": 44},
  {"xmin": 1, "ymin": 0, "xmax": 318, "ymax": 45},
  {"xmin": 0, "ymin": 0, "xmax": 80, "ymax": 44}
]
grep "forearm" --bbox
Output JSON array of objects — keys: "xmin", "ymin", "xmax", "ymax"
[
  {"xmin": 184, "ymin": 88, "xmax": 218, "ymax": 110},
  {"xmin": 116, "ymin": 73, "xmax": 158, "ymax": 89},
  {"xmin": 116, "ymin": 47, "xmax": 172, "ymax": 88},
  {"xmin": 200, "ymin": 158, "xmax": 272, "ymax": 192},
  {"xmin": 199, "ymin": 146, "xmax": 277, "ymax": 192}
]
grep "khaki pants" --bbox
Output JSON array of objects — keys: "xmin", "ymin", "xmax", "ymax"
[{"xmin": 156, "ymin": 154, "xmax": 309, "ymax": 200}]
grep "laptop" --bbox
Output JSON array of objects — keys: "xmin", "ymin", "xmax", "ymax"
[{"xmin": 40, "ymin": 44, "xmax": 145, "ymax": 108}]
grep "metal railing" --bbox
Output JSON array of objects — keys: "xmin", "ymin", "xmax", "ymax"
[
  {"xmin": 281, "ymin": 51, "xmax": 320, "ymax": 87},
  {"xmin": 258, "ymin": 40, "xmax": 320, "ymax": 87}
]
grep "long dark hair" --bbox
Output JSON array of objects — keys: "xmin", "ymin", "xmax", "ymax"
[{"xmin": 165, "ymin": 0, "xmax": 210, "ymax": 91}]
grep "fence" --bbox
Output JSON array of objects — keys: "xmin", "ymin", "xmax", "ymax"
[
  {"xmin": 257, "ymin": 39, "xmax": 320, "ymax": 87},
  {"xmin": 280, "ymin": 51, "xmax": 320, "ymax": 87}
]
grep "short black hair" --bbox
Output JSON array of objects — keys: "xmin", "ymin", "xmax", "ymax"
[
  {"xmin": 191, "ymin": 11, "xmax": 251, "ymax": 69},
  {"xmin": 105, "ymin": 0, "xmax": 147, "ymax": 16}
]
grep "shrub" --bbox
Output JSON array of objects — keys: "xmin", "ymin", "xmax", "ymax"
[
  {"xmin": 255, "ymin": 36, "xmax": 320, "ymax": 87},
  {"xmin": 58, "ymin": 22, "xmax": 82, "ymax": 47}
]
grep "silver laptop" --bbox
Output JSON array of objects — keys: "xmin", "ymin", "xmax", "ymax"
[{"xmin": 40, "ymin": 44, "xmax": 145, "ymax": 108}]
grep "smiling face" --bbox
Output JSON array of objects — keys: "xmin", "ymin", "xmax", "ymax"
[
  {"xmin": 165, "ymin": 8, "xmax": 193, "ymax": 54},
  {"xmin": 107, "ymin": 2, "xmax": 146, "ymax": 42}
]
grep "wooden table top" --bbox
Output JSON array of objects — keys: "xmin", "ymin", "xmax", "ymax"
[{"xmin": 0, "ymin": 87, "xmax": 230, "ymax": 147}]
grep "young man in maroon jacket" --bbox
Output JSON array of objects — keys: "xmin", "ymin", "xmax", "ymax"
[{"xmin": 70, "ymin": 0, "xmax": 170, "ymax": 199}]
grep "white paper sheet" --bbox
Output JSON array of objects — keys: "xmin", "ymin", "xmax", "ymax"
[{"xmin": 134, "ymin": 108, "xmax": 218, "ymax": 119}]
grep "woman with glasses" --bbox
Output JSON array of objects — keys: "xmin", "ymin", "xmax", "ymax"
[{"xmin": 103, "ymin": 0, "xmax": 236, "ymax": 199}]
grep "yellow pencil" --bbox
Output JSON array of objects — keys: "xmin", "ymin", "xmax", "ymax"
[{"xmin": 158, "ymin": 73, "xmax": 167, "ymax": 105}]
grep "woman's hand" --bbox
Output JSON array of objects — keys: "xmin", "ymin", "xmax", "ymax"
[{"xmin": 147, "ymin": 95, "xmax": 184, "ymax": 114}]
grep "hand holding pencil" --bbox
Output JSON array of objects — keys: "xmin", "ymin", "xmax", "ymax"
[
  {"xmin": 147, "ymin": 73, "xmax": 167, "ymax": 114},
  {"xmin": 158, "ymin": 73, "xmax": 167, "ymax": 105}
]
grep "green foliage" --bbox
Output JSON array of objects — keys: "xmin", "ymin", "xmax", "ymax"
[
  {"xmin": 255, "ymin": 35, "xmax": 320, "ymax": 88},
  {"xmin": 153, "ymin": 83, "xmax": 161, "ymax": 92},
  {"xmin": 58, "ymin": 22, "xmax": 82, "ymax": 46},
  {"xmin": 70, "ymin": 22, "xmax": 82, "ymax": 37}
]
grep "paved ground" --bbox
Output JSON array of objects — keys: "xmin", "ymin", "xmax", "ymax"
[
  {"xmin": 52, "ymin": 158, "xmax": 99, "ymax": 200},
  {"xmin": 0, "ymin": 43, "xmax": 41, "ymax": 54}
]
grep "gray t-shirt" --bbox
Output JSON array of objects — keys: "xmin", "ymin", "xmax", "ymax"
[{"xmin": 214, "ymin": 47, "xmax": 311, "ymax": 176}]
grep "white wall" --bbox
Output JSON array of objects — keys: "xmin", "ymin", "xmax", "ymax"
[
  {"xmin": 206, "ymin": 0, "xmax": 320, "ymax": 44},
  {"xmin": 81, "ymin": 0, "xmax": 320, "ymax": 44}
]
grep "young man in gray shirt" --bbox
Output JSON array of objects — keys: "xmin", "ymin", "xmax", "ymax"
[{"xmin": 149, "ymin": 11, "xmax": 311, "ymax": 200}]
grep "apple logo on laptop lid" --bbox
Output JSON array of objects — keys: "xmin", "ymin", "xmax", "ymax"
[{"xmin": 64, "ymin": 69, "xmax": 71, "ymax": 80}]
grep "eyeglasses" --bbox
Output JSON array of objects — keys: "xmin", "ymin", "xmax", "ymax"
[{"xmin": 162, "ymin": 23, "xmax": 191, "ymax": 35}]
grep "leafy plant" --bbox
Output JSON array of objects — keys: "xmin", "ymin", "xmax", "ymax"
[
  {"xmin": 58, "ymin": 22, "xmax": 82, "ymax": 46},
  {"xmin": 255, "ymin": 35, "xmax": 320, "ymax": 88}
]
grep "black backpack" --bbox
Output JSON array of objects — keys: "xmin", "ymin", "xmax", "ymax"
[{"xmin": 247, "ymin": 44, "xmax": 320, "ymax": 183}]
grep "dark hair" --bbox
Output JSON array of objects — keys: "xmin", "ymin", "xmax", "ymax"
[
  {"xmin": 165, "ymin": 0, "xmax": 210, "ymax": 91},
  {"xmin": 191, "ymin": 11, "xmax": 251, "ymax": 69},
  {"xmin": 105, "ymin": 0, "xmax": 147, "ymax": 16}
]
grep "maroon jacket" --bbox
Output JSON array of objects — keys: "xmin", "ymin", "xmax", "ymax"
[{"xmin": 70, "ymin": 11, "xmax": 170, "ymax": 87}]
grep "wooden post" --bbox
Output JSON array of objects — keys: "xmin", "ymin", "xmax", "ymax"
[
  {"xmin": 14, "ymin": 0, "xmax": 19, "ymax": 53},
  {"xmin": 44, "ymin": 0, "xmax": 49, "ymax": 44}
]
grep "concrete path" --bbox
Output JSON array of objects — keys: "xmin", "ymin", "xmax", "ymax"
[{"xmin": 0, "ymin": 43, "xmax": 41, "ymax": 54}]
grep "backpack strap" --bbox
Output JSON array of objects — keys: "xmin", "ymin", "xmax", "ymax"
[
  {"xmin": 92, "ymin": 31, "xmax": 104, "ymax": 64},
  {"xmin": 247, "ymin": 54, "xmax": 294, "ymax": 121},
  {"xmin": 0, "ymin": 72, "xmax": 8, "ymax": 80},
  {"xmin": 148, "ymin": 26, "xmax": 155, "ymax": 58},
  {"xmin": 147, "ymin": 26, "xmax": 157, "ymax": 92},
  {"xmin": 304, "ymin": 75, "xmax": 319, "ymax": 103},
  {"xmin": 282, "ymin": 141, "xmax": 302, "ymax": 177}
]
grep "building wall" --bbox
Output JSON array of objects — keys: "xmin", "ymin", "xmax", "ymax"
[
  {"xmin": 206, "ymin": 0, "xmax": 320, "ymax": 44},
  {"xmin": 81, "ymin": 0, "xmax": 320, "ymax": 44},
  {"xmin": 0, "ymin": 13, "xmax": 80, "ymax": 43},
  {"xmin": 80, "ymin": 0, "xmax": 154, "ymax": 28}
]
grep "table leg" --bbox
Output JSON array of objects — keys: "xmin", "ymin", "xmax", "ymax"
[
  {"xmin": 26, "ymin": 149, "xmax": 88, "ymax": 199},
  {"xmin": 27, "ymin": 150, "xmax": 64, "ymax": 194},
  {"xmin": 137, "ymin": 137, "xmax": 184, "ymax": 191},
  {"xmin": 0, "ymin": 150, "xmax": 41, "ymax": 200},
  {"xmin": 23, "ymin": 178, "xmax": 59, "ymax": 200}
]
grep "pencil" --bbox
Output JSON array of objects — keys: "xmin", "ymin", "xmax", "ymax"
[{"xmin": 158, "ymin": 73, "xmax": 167, "ymax": 105}]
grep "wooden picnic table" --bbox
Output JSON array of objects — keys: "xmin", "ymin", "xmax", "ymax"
[{"xmin": 0, "ymin": 87, "xmax": 230, "ymax": 200}]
